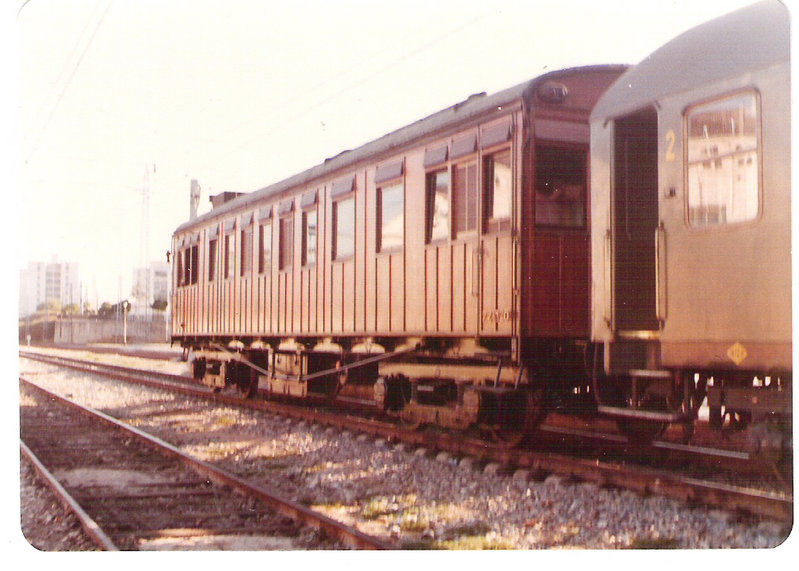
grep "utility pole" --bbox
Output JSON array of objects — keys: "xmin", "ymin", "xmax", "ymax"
[
  {"xmin": 190, "ymin": 179, "xmax": 201, "ymax": 220},
  {"xmin": 122, "ymin": 300, "xmax": 130, "ymax": 345},
  {"xmin": 135, "ymin": 163, "xmax": 154, "ymax": 316}
]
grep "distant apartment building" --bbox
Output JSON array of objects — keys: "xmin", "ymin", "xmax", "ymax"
[
  {"xmin": 131, "ymin": 261, "xmax": 171, "ymax": 314},
  {"xmin": 19, "ymin": 260, "xmax": 80, "ymax": 317}
]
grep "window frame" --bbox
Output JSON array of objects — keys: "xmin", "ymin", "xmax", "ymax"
[
  {"xmin": 302, "ymin": 207, "xmax": 318, "ymax": 267},
  {"xmin": 278, "ymin": 214, "xmax": 294, "ymax": 272},
  {"xmin": 533, "ymin": 143, "xmax": 589, "ymax": 230},
  {"xmin": 482, "ymin": 147, "xmax": 513, "ymax": 234},
  {"xmin": 332, "ymin": 195, "xmax": 355, "ymax": 261},
  {"xmin": 451, "ymin": 158, "xmax": 479, "ymax": 239},
  {"xmin": 683, "ymin": 89, "xmax": 762, "ymax": 230},
  {"xmin": 425, "ymin": 168, "xmax": 450, "ymax": 245},
  {"xmin": 376, "ymin": 180, "xmax": 404, "ymax": 254},
  {"xmin": 208, "ymin": 237, "xmax": 217, "ymax": 282},
  {"xmin": 258, "ymin": 221, "xmax": 272, "ymax": 275},
  {"xmin": 224, "ymin": 232, "xmax": 235, "ymax": 280},
  {"xmin": 190, "ymin": 244, "xmax": 198, "ymax": 284},
  {"xmin": 180, "ymin": 245, "xmax": 198, "ymax": 286},
  {"xmin": 182, "ymin": 248, "xmax": 190, "ymax": 286},
  {"xmin": 240, "ymin": 226, "xmax": 253, "ymax": 277},
  {"xmin": 175, "ymin": 248, "xmax": 183, "ymax": 287}
]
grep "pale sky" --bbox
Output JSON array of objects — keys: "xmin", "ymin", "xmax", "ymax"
[{"xmin": 14, "ymin": 0, "xmax": 771, "ymax": 305}]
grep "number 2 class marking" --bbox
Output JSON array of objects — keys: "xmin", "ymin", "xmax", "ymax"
[{"xmin": 665, "ymin": 130, "xmax": 676, "ymax": 162}]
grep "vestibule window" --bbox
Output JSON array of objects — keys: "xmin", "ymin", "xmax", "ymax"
[
  {"xmin": 534, "ymin": 146, "xmax": 587, "ymax": 228},
  {"xmin": 333, "ymin": 197, "xmax": 355, "ymax": 260},
  {"xmin": 686, "ymin": 92, "xmax": 760, "ymax": 228},
  {"xmin": 425, "ymin": 170, "xmax": 450, "ymax": 243},
  {"xmin": 377, "ymin": 182, "xmax": 404, "ymax": 252}
]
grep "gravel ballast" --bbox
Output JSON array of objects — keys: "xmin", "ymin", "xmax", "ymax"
[{"xmin": 18, "ymin": 352, "xmax": 793, "ymax": 550}]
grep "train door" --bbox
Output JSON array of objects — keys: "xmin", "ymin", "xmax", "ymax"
[
  {"xmin": 479, "ymin": 147, "xmax": 515, "ymax": 336},
  {"xmin": 530, "ymin": 143, "xmax": 591, "ymax": 336},
  {"xmin": 451, "ymin": 159, "xmax": 481, "ymax": 333},
  {"xmin": 611, "ymin": 107, "xmax": 659, "ymax": 335}
]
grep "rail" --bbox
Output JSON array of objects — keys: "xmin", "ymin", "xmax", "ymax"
[
  {"xmin": 20, "ymin": 377, "xmax": 393, "ymax": 550},
  {"xmin": 20, "ymin": 349, "xmax": 792, "ymax": 523}
]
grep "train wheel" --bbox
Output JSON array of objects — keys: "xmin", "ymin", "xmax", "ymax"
[
  {"xmin": 671, "ymin": 373, "xmax": 706, "ymax": 444},
  {"xmin": 237, "ymin": 368, "xmax": 258, "ymax": 399},
  {"xmin": 399, "ymin": 408, "xmax": 422, "ymax": 430},
  {"xmin": 676, "ymin": 420, "xmax": 695, "ymax": 444},
  {"xmin": 325, "ymin": 373, "xmax": 343, "ymax": 400},
  {"xmin": 722, "ymin": 409, "xmax": 751, "ymax": 433},
  {"xmin": 494, "ymin": 388, "xmax": 544, "ymax": 448},
  {"xmin": 615, "ymin": 378, "xmax": 670, "ymax": 443},
  {"xmin": 616, "ymin": 417, "xmax": 667, "ymax": 443}
]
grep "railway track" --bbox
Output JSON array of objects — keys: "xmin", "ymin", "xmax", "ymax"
[
  {"xmin": 20, "ymin": 377, "xmax": 391, "ymax": 550},
  {"xmin": 20, "ymin": 349, "xmax": 793, "ymax": 524}
]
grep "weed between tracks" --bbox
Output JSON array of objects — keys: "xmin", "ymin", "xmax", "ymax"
[
  {"xmin": 359, "ymin": 495, "xmax": 512, "ymax": 549},
  {"xmin": 627, "ymin": 535, "xmax": 680, "ymax": 549}
]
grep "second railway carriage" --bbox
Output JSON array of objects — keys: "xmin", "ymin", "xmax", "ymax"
[
  {"xmin": 172, "ymin": 65, "xmax": 625, "ymax": 441},
  {"xmin": 589, "ymin": 0, "xmax": 791, "ymax": 443}
]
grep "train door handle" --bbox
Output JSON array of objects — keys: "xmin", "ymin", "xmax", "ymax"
[
  {"xmin": 655, "ymin": 223, "xmax": 667, "ymax": 322},
  {"xmin": 603, "ymin": 230, "xmax": 612, "ymax": 325},
  {"xmin": 471, "ymin": 246, "xmax": 481, "ymax": 297}
]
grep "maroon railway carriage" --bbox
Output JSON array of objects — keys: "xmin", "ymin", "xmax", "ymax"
[{"xmin": 172, "ymin": 66, "xmax": 625, "ymax": 441}]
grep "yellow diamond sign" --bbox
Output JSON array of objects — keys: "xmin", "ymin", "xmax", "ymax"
[{"xmin": 727, "ymin": 342, "xmax": 748, "ymax": 366}]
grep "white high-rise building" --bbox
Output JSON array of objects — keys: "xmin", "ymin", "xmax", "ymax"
[
  {"xmin": 19, "ymin": 259, "xmax": 80, "ymax": 317},
  {"xmin": 131, "ymin": 261, "xmax": 171, "ymax": 314}
]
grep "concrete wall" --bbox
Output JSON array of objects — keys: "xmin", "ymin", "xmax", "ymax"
[{"xmin": 54, "ymin": 315, "xmax": 169, "ymax": 345}]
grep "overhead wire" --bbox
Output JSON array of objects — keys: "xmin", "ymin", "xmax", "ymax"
[
  {"xmin": 193, "ymin": 8, "xmax": 495, "ymax": 170},
  {"xmin": 23, "ymin": 0, "xmax": 101, "ymax": 127},
  {"xmin": 23, "ymin": 0, "xmax": 113, "ymax": 164}
]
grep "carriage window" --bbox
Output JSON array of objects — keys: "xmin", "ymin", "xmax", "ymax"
[
  {"xmin": 426, "ymin": 170, "xmax": 449, "ymax": 243},
  {"xmin": 687, "ymin": 92, "xmax": 760, "ymax": 227},
  {"xmin": 190, "ymin": 245, "xmax": 198, "ymax": 284},
  {"xmin": 259, "ymin": 223, "xmax": 272, "ymax": 274},
  {"xmin": 208, "ymin": 239, "xmax": 217, "ymax": 282},
  {"xmin": 302, "ymin": 210, "xmax": 317, "ymax": 266},
  {"xmin": 453, "ymin": 161, "xmax": 478, "ymax": 237},
  {"xmin": 484, "ymin": 149, "xmax": 512, "ymax": 233},
  {"xmin": 279, "ymin": 216, "xmax": 294, "ymax": 270},
  {"xmin": 183, "ymin": 247, "xmax": 196, "ymax": 285},
  {"xmin": 182, "ymin": 249, "xmax": 190, "ymax": 285},
  {"xmin": 224, "ymin": 234, "xmax": 234, "ymax": 279},
  {"xmin": 534, "ymin": 146, "xmax": 586, "ymax": 228},
  {"xmin": 377, "ymin": 182, "xmax": 404, "ymax": 252},
  {"xmin": 176, "ymin": 248, "xmax": 184, "ymax": 286},
  {"xmin": 240, "ymin": 228, "xmax": 252, "ymax": 276},
  {"xmin": 333, "ymin": 197, "xmax": 355, "ymax": 260}
]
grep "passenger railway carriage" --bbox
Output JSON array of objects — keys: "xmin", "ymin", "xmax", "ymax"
[
  {"xmin": 589, "ymin": 0, "xmax": 791, "ymax": 443},
  {"xmin": 172, "ymin": 65, "xmax": 625, "ymax": 441},
  {"xmin": 172, "ymin": 1, "xmax": 791, "ymax": 447}
]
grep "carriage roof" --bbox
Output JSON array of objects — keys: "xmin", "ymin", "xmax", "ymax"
[
  {"xmin": 175, "ymin": 65, "xmax": 621, "ymax": 234},
  {"xmin": 591, "ymin": 0, "xmax": 789, "ymax": 122}
]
